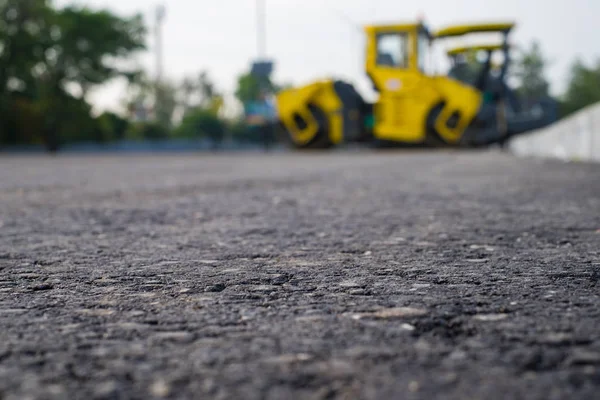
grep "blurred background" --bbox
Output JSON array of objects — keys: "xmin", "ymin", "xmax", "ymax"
[{"xmin": 0, "ymin": 0, "xmax": 598, "ymax": 153}]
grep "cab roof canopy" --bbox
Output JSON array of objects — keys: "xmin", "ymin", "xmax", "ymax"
[
  {"xmin": 434, "ymin": 22, "xmax": 515, "ymax": 38},
  {"xmin": 364, "ymin": 21, "xmax": 432, "ymax": 36},
  {"xmin": 446, "ymin": 43, "xmax": 506, "ymax": 56}
]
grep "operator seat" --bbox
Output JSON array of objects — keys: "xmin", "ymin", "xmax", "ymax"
[{"xmin": 377, "ymin": 52, "xmax": 396, "ymax": 67}]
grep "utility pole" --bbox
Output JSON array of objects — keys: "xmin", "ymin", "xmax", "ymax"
[
  {"xmin": 155, "ymin": 4, "xmax": 166, "ymax": 83},
  {"xmin": 154, "ymin": 4, "xmax": 166, "ymax": 123},
  {"xmin": 256, "ymin": 0, "xmax": 266, "ymax": 59}
]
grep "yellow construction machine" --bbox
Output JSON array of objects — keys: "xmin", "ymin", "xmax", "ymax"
[{"xmin": 274, "ymin": 21, "xmax": 557, "ymax": 149}]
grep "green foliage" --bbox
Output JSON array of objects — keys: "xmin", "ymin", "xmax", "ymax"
[
  {"xmin": 234, "ymin": 73, "xmax": 262, "ymax": 105},
  {"xmin": 97, "ymin": 111, "xmax": 129, "ymax": 140},
  {"xmin": 513, "ymin": 40, "xmax": 550, "ymax": 99},
  {"xmin": 0, "ymin": 0, "xmax": 146, "ymax": 150},
  {"xmin": 0, "ymin": 94, "xmax": 44, "ymax": 146},
  {"xmin": 125, "ymin": 121, "xmax": 170, "ymax": 141},
  {"xmin": 0, "ymin": 0, "xmax": 52, "ymax": 96},
  {"xmin": 153, "ymin": 79, "xmax": 178, "ymax": 129},
  {"xmin": 177, "ymin": 70, "xmax": 223, "ymax": 118},
  {"xmin": 234, "ymin": 71, "xmax": 287, "ymax": 106},
  {"xmin": 173, "ymin": 107, "xmax": 226, "ymax": 142},
  {"xmin": 49, "ymin": 6, "xmax": 145, "ymax": 93},
  {"xmin": 561, "ymin": 58, "xmax": 600, "ymax": 117}
]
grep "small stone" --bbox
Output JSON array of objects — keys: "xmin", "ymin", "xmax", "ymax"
[
  {"xmin": 127, "ymin": 310, "xmax": 146, "ymax": 317},
  {"xmin": 95, "ymin": 381, "xmax": 119, "ymax": 397},
  {"xmin": 412, "ymin": 283, "xmax": 431, "ymax": 289},
  {"xmin": 295, "ymin": 315, "xmax": 326, "ymax": 322},
  {"xmin": 0, "ymin": 309, "xmax": 28, "ymax": 314},
  {"xmin": 75, "ymin": 309, "xmax": 115, "ymax": 316},
  {"xmin": 473, "ymin": 313, "xmax": 508, "ymax": 321},
  {"xmin": 314, "ymin": 359, "xmax": 355, "ymax": 378},
  {"xmin": 408, "ymin": 381, "xmax": 420, "ymax": 392},
  {"xmin": 415, "ymin": 241, "xmax": 434, "ymax": 246},
  {"xmin": 150, "ymin": 379, "xmax": 170, "ymax": 397},
  {"xmin": 60, "ymin": 323, "xmax": 81, "ymax": 332},
  {"xmin": 46, "ymin": 384, "xmax": 65, "ymax": 395},
  {"xmin": 441, "ymin": 372, "xmax": 459, "ymax": 385},
  {"xmin": 537, "ymin": 333, "xmax": 572, "ymax": 345},
  {"xmin": 153, "ymin": 331, "xmax": 194, "ymax": 342},
  {"xmin": 401, "ymin": 323, "xmax": 415, "ymax": 331},
  {"xmin": 31, "ymin": 283, "xmax": 53, "ymax": 291},
  {"xmin": 206, "ymin": 283, "xmax": 226, "ymax": 292},
  {"xmin": 469, "ymin": 244, "xmax": 494, "ymax": 251},
  {"xmin": 270, "ymin": 274, "xmax": 290, "ymax": 285},
  {"xmin": 339, "ymin": 280, "xmax": 363, "ymax": 288},
  {"xmin": 264, "ymin": 353, "xmax": 313, "ymax": 364},
  {"xmin": 583, "ymin": 366, "xmax": 596, "ymax": 375},
  {"xmin": 344, "ymin": 346, "xmax": 396, "ymax": 359},
  {"xmin": 569, "ymin": 349, "xmax": 600, "ymax": 365},
  {"xmin": 195, "ymin": 259, "xmax": 219, "ymax": 265},
  {"xmin": 373, "ymin": 307, "xmax": 427, "ymax": 318},
  {"xmin": 91, "ymin": 347, "xmax": 111, "ymax": 357},
  {"xmin": 448, "ymin": 349, "xmax": 468, "ymax": 362},
  {"xmin": 113, "ymin": 322, "xmax": 148, "ymax": 331},
  {"xmin": 248, "ymin": 285, "xmax": 278, "ymax": 293},
  {"xmin": 351, "ymin": 307, "xmax": 428, "ymax": 320},
  {"xmin": 364, "ymin": 251, "xmax": 372, "ymax": 256},
  {"xmin": 93, "ymin": 278, "xmax": 118, "ymax": 286}
]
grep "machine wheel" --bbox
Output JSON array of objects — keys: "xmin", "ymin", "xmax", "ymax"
[
  {"xmin": 424, "ymin": 103, "xmax": 451, "ymax": 148},
  {"xmin": 283, "ymin": 104, "xmax": 333, "ymax": 150}
]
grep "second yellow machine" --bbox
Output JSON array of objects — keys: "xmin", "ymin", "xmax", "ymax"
[{"xmin": 274, "ymin": 21, "xmax": 557, "ymax": 149}]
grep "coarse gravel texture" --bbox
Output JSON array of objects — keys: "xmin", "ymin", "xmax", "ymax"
[{"xmin": 0, "ymin": 150, "xmax": 599, "ymax": 400}]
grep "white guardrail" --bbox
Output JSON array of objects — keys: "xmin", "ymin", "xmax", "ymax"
[{"xmin": 508, "ymin": 102, "xmax": 600, "ymax": 163}]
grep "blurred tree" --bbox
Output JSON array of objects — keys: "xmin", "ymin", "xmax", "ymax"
[
  {"xmin": 234, "ymin": 72, "xmax": 264, "ymax": 105},
  {"xmin": 153, "ymin": 79, "xmax": 178, "ymax": 128},
  {"xmin": 179, "ymin": 76, "xmax": 197, "ymax": 115},
  {"xmin": 178, "ymin": 70, "xmax": 221, "ymax": 116},
  {"xmin": 234, "ymin": 71, "xmax": 289, "ymax": 109},
  {"xmin": 512, "ymin": 40, "xmax": 551, "ymax": 100},
  {"xmin": 40, "ymin": 5, "xmax": 145, "ymax": 150},
  {"xmin": 123, "ymin": 69, "xmax": 153, "ymax": 122},
  {"xmin": 97, "ymin": 111, "xmax": 129, "ymax": 140},
  {"xmin": 561, "ymin": 58, "xmax": 600, "ymax": 117},
  {"xmin": 0, "ymin": 0, "xmax": 146, "ymax": 150},
  {"xmin": 0, "ymin": 0, "xmax": 52, "ymax": 147},
  {"xmin": 198, "ymin": 70, "xmax": 214, "ymax": 107},
  {"xmin": 46, "ymin": 6, "xmax": 145, "ymax": 100},
  {"xmin": 173, "ymin": 107, "xmax": 226, "ymax": 148},
  {"xmin": 125, "ymin": 121, "xmax": 170, "ymax": 140},
  {"xmin": 170, "ymin": 71, "xmax": 228, "ymax": 147},
  {"xmin": 0, "ymin": 0, "xmax": 51, "ymax": 96}
]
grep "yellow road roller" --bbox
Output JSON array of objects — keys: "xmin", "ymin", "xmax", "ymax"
[{"xmin": 274, "ymin": 21, "xmax": 557, "ymax": 149}]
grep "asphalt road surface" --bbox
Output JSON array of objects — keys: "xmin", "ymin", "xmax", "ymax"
[{"xmin": 1, "ymin": 150, "xmax": 599, "ymax": 400}]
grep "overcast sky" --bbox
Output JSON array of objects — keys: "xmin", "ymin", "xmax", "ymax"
[{"xmin": 57, "ymin": 0, "xmax": 598, "ymax": 115}]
